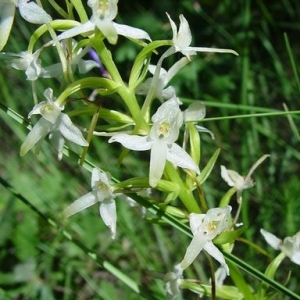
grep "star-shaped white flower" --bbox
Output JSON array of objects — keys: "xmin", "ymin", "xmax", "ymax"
[
  {"xmin": 108, "ymin": 98, "xmax": 200, "ymax": 187},
  {"xmin": 54, "ymin": 0, "xmax": 151, "ymax": 45},
  {"xmin": 166, "ymin": 13, "xmax": 238, "ymax": 59},
  {"xmin": 63, "ymin": 168, "xmax": 117, "ymax": 239},
  {"xmin": 136, "ymin": 57, "xmax": 189, "ymax": 102},
  {"xmin": 221, "ymin": 154, "xmax": 270, "ymax": 192},
  {"xmin": 20, "ymin": 88, "xmax": 88, "ymax": 159},
  {"xmin": 180, "ymin": 206, "xmax": 232, "ymax": 275},
  {"xmin": 3, "ymin": 50, "xmax": 43, "ymax": 81},
  {"xmin": 0, "ymin": 0, "xmax": 51, "ymax": 51},
  {"xmin": 260, "ymin": 229, "xmax": 300, "ymax": 265},
  {"xmin": 164, "ymin": 263, "xmax": 183, "ymax": 300}
]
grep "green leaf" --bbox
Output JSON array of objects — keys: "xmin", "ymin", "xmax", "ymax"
[{"xmin": 197, "ymin": 148, "xmax": 221, "ymax": 185}]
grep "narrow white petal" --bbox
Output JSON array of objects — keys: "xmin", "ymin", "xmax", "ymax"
[
  {"xmin": 108, "ymin": 134, "xmax": 151, "ymax": 151},
  {"xmin": 58, "ymin": 114, "xmax": 88, "ymax": 146},
  {"xmin": 166, "ymin": 57, "xmax": 189, "ymax": 83},
  {"xmin": 166, "ymin": 13, "xmax": 177, "ymax": 42},
  {"xmin": 18, "ymin": 0, "xmax": 52, "ymax": 24},
  {"xmin": 194, "ymin": 125, "xmax": 215, "ymax": 139},
  {"xmin": 167, "ymin": 143, "xmax": 200, "ymax": 174},
  {"xmin": 0, "ymin": 3, "xmax": 15, "ymax": 51},
  {"xmin": 180, "ymin": 231, "xmax": 207, "ymax": 269},
  {"xmin": 99, "ymin": 199, "xmax": 117, "ymax": 239},
  {"xmin": 260, "ymin": 229, "xmax": 282, "ymax": 250},
  {"xmin": 63, "ymin": 192, "xmax": 98, "ymax": 218},
  {"xmin": 55, "ymin": 21, "xmax": 95, "ymax": 43},
  {"xmin": 149, "ymin": 140, "xmax": 167, "ymax": 187},
  {"xmin": 114, "ymin": 22, "xmax": 151, "ymax": 41},
  {"xmin": 187, "ymin": 46, "xmax": 238, "ymax": 56},
  {"xmin": 204, "ymin": 242, "xmax": 229, "ymax": 275},
  {"xmin": 20, "ymin": 118, "xmax": 52, "ymax": 156}
]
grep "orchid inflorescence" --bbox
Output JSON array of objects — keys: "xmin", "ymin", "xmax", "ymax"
[{"xmin": 2, "ymin": 1, "xmax": 297, "ymax": 299}]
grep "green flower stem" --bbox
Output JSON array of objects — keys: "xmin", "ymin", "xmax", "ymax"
[
  {"xmin": 71, "ymin": 0, "xmax": 89, "ymax": 23},
  {"xmin": 164, "ymin": 162, "xmax": 201, "ymax": 213},
  {"xmin": 91, "ymin": 38, "xmax": 147, "ymax": 128}
]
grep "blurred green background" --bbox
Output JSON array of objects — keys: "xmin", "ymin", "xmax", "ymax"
[{"xmin": 1, "ymin": 0, "xmax": 300, "ymax": 299}]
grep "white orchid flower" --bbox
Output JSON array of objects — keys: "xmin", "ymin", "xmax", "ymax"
[
  {"xmin": 221, "ymin": 154, "xmax": 270, "ymax": 192},
  {"xmin": 63, "ymin": 168, "xmax": 117, "ymax": 239},
  {"xmin": 166, "ymin": 13, "xmax": 238, "ymax": 59},
  {"xmin": 165, "ymin": 263, "xmax": 183, "ymax": 300},
  {"xmin": 109, "ymin": 98, "xmax": 200, "ymax": 187},
  {"xmin": 136, "ymin": 57, "xmax": 189, "ymax": 102},
  {"xmin": 20, "ymin": 88, "xmax": 88, "ymax": 159},
  {"xmin": 260, "ymin": 229, "xmax": 300, "ymax": 265},
  {"xmin": 180, "ymin": 206, "xmax": 232, "ymax": 275},
  {"xmin": 0, "ymin": 0, "xmax": 51, "ymax": 51},
  {"xmin": 55, "ymin": 0, "xmax": 151, "ymax": 45},
  {"xmin": 42, "ymin": 40, "xmax": 100, "ymax": 78},
  {"xmin": 4, "ymin": 50, "xmax": 43, "ymax": 80}
]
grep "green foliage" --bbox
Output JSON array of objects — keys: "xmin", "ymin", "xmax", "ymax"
[{"xmin": 1, "ymin": 0, "xmax": 300, "ymax": 299}]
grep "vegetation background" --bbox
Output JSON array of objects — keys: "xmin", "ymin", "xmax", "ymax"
[{"xmin": 0, "ymin": 0, "xmax": 299, "ymax": 299}]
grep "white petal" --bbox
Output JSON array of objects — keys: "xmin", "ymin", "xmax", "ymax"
[
  {"xmin": 77, "ymin": 59, "xmax": 100, "ymax": 74},
  {"xmin": 194, "ymin": 125, "xmax": 215, "ymax": 140},
  {"xmin": 135, "ymin": 77, "xmax": 152, "ymax": 95},
  {"xmin": 91, "ymin": 167, "xmax": 102, "ymax": 187},
  {"xmin": 18, "ymin": 0, "xmax": 52, "ymax": 24},
  {"xmin": 167, "ymin": 143, "xmax": 200, "ymax": 174},
  {"xmin": 0, "ymin": 3, "xmax": 15, "ymax": 51},
  {"xmin": 20, "ymin": 118, "xmax": 52, "ymax": 156},
  {"xmin": 42, "ymin": 63, "xmax": 63, "ymax": 78},
  {"xmin": 180, "ymin": 231, "xmax": 207, "ymax": 269},
  {"xmin": 176, "ymin": 14, "xmax": 192, "ymax": 49},
  {"xmin": 149, "ymin": 140, "xmax": 167, "ymax": 187},
  {"xmin": 93, "ymin": 17, "xmax": 118, "ymax": 44},
  {"xmin": 166, "ymin": 57, "xmax": 189, "ymax": 83},
  {"xmin": 186, "ymin": 46, "xmax": 238, "ymax": 56},
  {"xmin": 189, "ymin": 213, "xmax": 206, "ymax": 235},
  {"xmin": 220, "ymin": 165, "xmax": 239, "ymax": 187},
  {"xmin": 166, "ymin": 13, "xmax": 178, "ymax": 43},
  {"xmin": 184, "ymin": 101, "xmax": 206, "ymax": 122},
  {"xmin": 214, "ymin": 266, "xmax": 228, "ymax": 287},
  {"xmin": 57, "ymin": 114, "xmax": 88, "ymax": 146},
  {"xmin": 113, "ymin": 22, "xmax": 151, "ymax": 41},
  {"xmin": 260, "ymin": 229, "xmax": 282, "ymax": 250},
  {"xmin": 162, "ymin": 86, "xmax": 176, "ymax": 100},
  {"xmin": 108, "ymin": 133, "xmax": 152, "ymax": 151},
  {"xmin": 55, "ymin": 21, "xmax": 95, "ymax": 43},
  {"xmin": 49, "ymin": 131, "xmax": 65, "ymax": 160},
  {"xmin": 99, "ymin": 199, "xmax": 117, "ymax": 239},
  {"xmin": 63, "ymin": 192, "xmax": 98, "ymax": 218},
  {"xmin": 204, "ymin": 242, "xmax": 229, "ymax": 275},
  {"xmin": 28, "ymin": 101, "xmax": 47, "ymax": 118}
]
